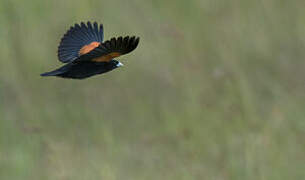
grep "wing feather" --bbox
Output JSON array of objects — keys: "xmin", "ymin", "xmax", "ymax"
[
  {"xmin": 74, "ymin": 36, "xmax": 140, "ymax": 63},
  {"xmin": 57, "ymin": 21, "xmax": 104, "ymax": 63}
]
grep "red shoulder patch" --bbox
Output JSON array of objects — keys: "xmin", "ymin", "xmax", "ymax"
[
  {"xmin": 79, "ymin": 42, "xmax": 100, "ymax": 55},
  {"xmin": 92, "ymin": 52, "xmax": 121, "ymax": 62}
]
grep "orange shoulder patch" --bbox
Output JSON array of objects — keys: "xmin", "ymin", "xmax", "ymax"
[
  {"xmin": 79, "ymin": 42, "xmax": 100, "ymax": 55},
  {"xmin": 92, "ymin": 52, "xmax": 121, "ymax": 62}
]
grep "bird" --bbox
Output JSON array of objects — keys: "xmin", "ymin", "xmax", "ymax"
[{"xmin": 41, "ymin": 21, "xmax": 140, "ymax": 79}]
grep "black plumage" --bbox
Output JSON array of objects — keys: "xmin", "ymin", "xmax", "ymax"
[
  {"xmin": 41, "ymin": 21, "xmax": 139, "ymax": 79},
  {"xmin": 41, "ymin": 60, "xmax": 121, "ymax": 79},
  {"xmin": 76, "ymin": 36, "xmax": 140, "ymax": 62}
]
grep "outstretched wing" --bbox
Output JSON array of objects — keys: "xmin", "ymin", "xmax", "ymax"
[
  {"xmin": 57, "ymin": 21, "xmax": 104, "ymax": 63},
  {"xmin": 75, "ymin": 36, "xmax": 140, "ymax": 63}
]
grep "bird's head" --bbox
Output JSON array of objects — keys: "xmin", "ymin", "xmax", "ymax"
[
  {"xmin": 111, "ymin": 59, "xmax": 123, "ymax": 68},
  {"xmin": 105, "ymin": 59, "xmax": 123, "ymax": 72}
]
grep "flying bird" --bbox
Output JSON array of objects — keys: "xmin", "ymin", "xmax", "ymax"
[{"xmin": 41, "ymin": 21, "xmax": 140, "ymax": 79}]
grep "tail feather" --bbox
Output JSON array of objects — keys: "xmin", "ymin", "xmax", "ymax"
[
  {"xmin": 41, "ymin": 64, "xmax": 71, "ymax": 77},
  {"xmin": 40, "ymin": 69, "xmax": 63, "ymax": 77}
]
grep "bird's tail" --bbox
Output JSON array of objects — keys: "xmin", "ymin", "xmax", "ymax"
[
  {"xmin": 40, "ymin": 70, "xmax": 61, "ymax": 76},
  {"xmin": 40, "ymin": 69, "xmax": 63, "ymax": 77},
  {"xmin": 40, "ymin": 64, "xmax": 71, "ymax": 77},
  {"xmin": 41, "ymin": 63, "xmax": 72, "ymax": 77}
]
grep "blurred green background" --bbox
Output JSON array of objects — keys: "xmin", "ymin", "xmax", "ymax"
[{"xmin": 1, "ymin": 0, "xmax": 305, "ymax": 179}]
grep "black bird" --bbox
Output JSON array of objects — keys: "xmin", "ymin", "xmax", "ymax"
[{"xmin": 41, "ymin": 21, "xmax": 140, "ymax": 79}]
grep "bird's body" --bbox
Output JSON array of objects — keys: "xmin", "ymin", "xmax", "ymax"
[
  {"xmin": 41, "ymin": 21, "xmax": 139, "ymax": 79},
  {"xmin": 41, "ymin": 60, "xmax": 122, "ymax": 79}
]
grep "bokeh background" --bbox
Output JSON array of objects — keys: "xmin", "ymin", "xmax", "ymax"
[{"xmin": 1, "ymin": 0, "xmax": 305, "ymax": 179}]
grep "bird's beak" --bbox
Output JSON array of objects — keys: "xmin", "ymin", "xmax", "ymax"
[{"xmin": 117, "ymin": 62, "xmax": 124, "ymax": 67}]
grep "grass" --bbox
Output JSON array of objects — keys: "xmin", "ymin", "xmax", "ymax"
[{"xmin": 1, "ymin": 0, "xmax": 305, "ymax": 179}]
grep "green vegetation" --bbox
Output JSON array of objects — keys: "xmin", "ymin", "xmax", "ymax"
[{"xmin": 1, "ymin": 0, "xmax": 305, "ymax": 179}]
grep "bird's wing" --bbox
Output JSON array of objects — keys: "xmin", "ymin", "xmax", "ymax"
[
  {"xmin": 57, "ymin": 21, "xmax": 104, "ymax": 63},
  {"xmin": 74, "ymin": 36, "xmax": 140, "ymax": 63}
]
